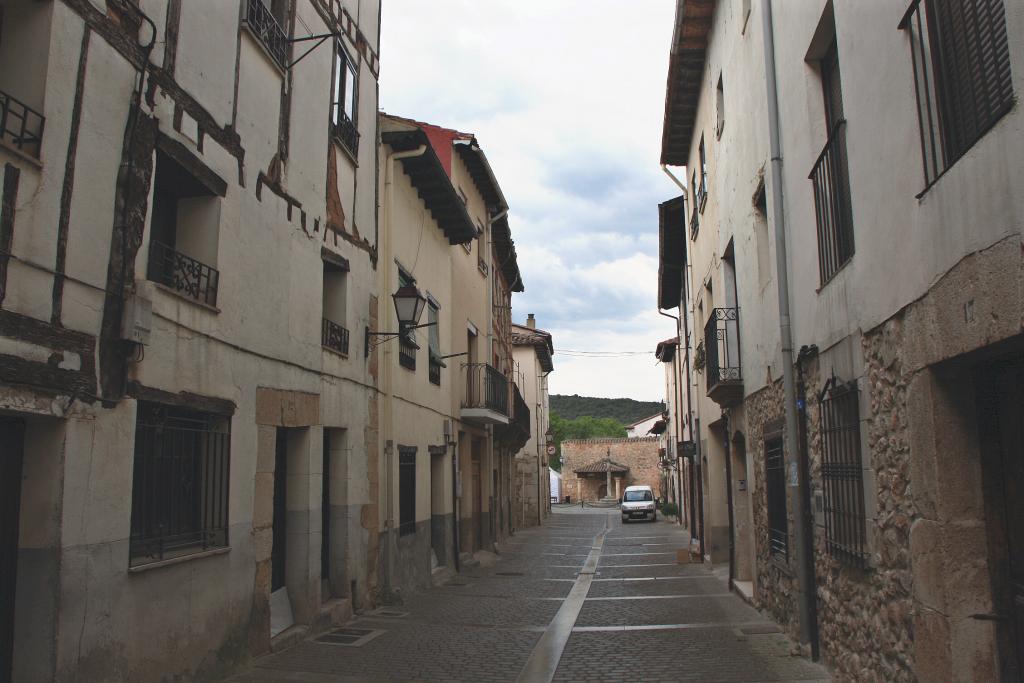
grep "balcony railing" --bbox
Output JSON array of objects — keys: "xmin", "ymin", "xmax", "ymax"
[
  {"xmin": 333, "ymin": 110, "xmax": 359, "ymax": 158},
  {"xmin": 495, "ymin": 382, "xmax": 531, "ymax": 449},
  {"xmin": 0, "ymin": 89, "xmax": 45, "ymax": 159},
  {"xmin": 462, "ymin": 362, "xmax": 508, "ymax": 416},
  {"xmin": 428, "ymin": 355, "xmax": 442, "ymax": 385},
  {"xmin": 243, "ymin": 0, "xmax": 288, "ymax": 68},
  {"xmin": 322, "ymin": 317, "xmax": 349, "ymax": 355},
  {"xmin": 809, "ymin": 119, "xmax": 854, "ymax": 285},
  {"xmin": 704, "ymin": 307, "xmax": 742, "ymax": 406},
  {"xmin": 148, "ymin": 240, "xmax": 220, "ymax": 307}
]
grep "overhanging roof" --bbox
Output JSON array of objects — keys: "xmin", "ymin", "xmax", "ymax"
[
  {"xmin": 655, "ymin": 337, "xmax": 678, "ymax": 363},
  {"xmin": 492, "ymin": 215, "xmax": 524, "ymax": 293},
  {"xmin": 454, "ymin": 141, "xmax": 508, "ymax": 213},
  {"xmin": 381, "ymin": 127, "xmax": 476, "ymax": 245},
  {"xmin": 658, "ymin": 195, "xmax": 687, "ymax": 309},
  {"xmin": 575, "ymin": 459, "xmax": 629, "ymax": 475},
  {"xmin": 661, "ymin": 0, "xmax": 717, "ymax": 166},
  {"xmin": 512, "ymin": 324, "xmax": 554, "ymax": 372}
]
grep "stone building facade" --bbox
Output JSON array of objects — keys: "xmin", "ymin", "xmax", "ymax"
[
  {"xmin": 511, "ymin": 316, "xmax": 553, "ymax": 528},
  {"xmin": 560, "ymin": 437, "xmax": 661, "ymax": 503},
  {"xmin": 0, "ymin": 1, "xmax": 534, "ymax": 680},
  {"xmin": 657, "ymin": 0, "xmax": 1024, "ymax": 680}
]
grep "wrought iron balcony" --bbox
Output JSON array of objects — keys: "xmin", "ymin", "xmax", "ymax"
[
  {"xmin": 809, "ymin": 119, "xmax": 854, "ymax": 285},
  {"xmin": 704, "ymin": 307, "xmax": 742, "ymax": 407},
  {"xmin": 428, "ymin": 355, "xmax": 442, "ymax": 385},
  {"xmin": 333, "ymin": 110, "xmax": 359, "ymax": 158},
  {"xmin": 322, "ymin": 317, "xmax": 349, "ymax": 355},
  {"xmin": 243, "ymin": 0, "xmax": 288, "ymax": 69},
  {"xmin": 0, "ymin": 89, "xmax": 45, "ymax": 159},
  {"xmin": 461, "ymin": 362, "xmax": 509, "ymax": 424},
  {"xmin": 495, "ymin": 382, "xmax": 531, "ymax": 450},
  {"xmin": 148, "ymin": 240, "xmax": 219, "ymax": 307}
]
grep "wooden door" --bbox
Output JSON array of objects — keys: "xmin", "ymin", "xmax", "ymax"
[
  {"xmin": 471, "ymin": 440, "xmax": 482, "ymax": 551},
  {"xmin": 272, "ymin": 429, "xmax": 288, "ymax": 592},
  {"xmin": 978, "ymin": 357, "xmax": 1024, "ymax": 679},
  {"xmin": 0, "ymin": 417, "xmax": 25, "ymax": 683}
]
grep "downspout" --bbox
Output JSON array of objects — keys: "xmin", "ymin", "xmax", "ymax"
[
  {"xmin": 762, "ymin": 0, "xmax": 817, "ymax": 654},
  {"xmin": 658, "ymin": 310, "xmax": 685, "ymax": 526},
  {"xmin": 380, "ymin": 143, "xmax": 427, "ymax": 597}
]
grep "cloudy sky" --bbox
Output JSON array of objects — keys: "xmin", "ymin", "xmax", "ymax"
[{"xmin": 379, "ymin": 1, "xmax": 681, "ymax": 401}]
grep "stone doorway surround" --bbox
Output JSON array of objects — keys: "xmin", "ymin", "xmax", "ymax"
[{"xmin": 252, "ymin": 387, "xmax": 322, "ymax": 651}]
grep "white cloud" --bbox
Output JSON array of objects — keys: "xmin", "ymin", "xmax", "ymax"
[{"xmin": 380, "ymin": 1, "xmax": 683, "ymax": 401}]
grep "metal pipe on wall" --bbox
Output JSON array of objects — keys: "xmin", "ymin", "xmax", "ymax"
[{"xmin": 762, "ymin": 0, "xmax": 817, "ymax": 654}]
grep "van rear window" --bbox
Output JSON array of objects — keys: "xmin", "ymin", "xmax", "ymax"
[{"xmin": 624, "ymin": 490, "xmax": 653, "ymax": 502}]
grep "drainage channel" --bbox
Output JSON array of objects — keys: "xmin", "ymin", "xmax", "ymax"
[{"xmin": 515, "ymin": 514, "xmax": 611, "ymax": 683}]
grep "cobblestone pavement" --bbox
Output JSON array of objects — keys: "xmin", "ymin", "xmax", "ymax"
[{"xmin": 228, "ymin": 510, "xmax": 829, "ymax": 682}]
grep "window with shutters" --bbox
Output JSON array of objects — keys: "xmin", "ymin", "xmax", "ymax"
[
  {"xmin": 765, "ymin": 435, "xmax": 788, "ymax": 560},
  {"xmin": 899, "ymin": 0, "xmax": 1013, "ymax": 194}
]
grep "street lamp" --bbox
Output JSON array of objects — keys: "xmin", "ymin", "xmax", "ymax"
[{"xmin": 365, "ymin": 284, "xmax": 433, "ymax": 357}]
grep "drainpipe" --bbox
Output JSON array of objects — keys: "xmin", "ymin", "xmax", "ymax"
[
  {"xmin": 662, "ymin": 164, "xmax": 688, "ymax": 194},
  {"xmin": 762, "ymin": 0, "xmax": 816, "ymax": 654},
  {"xmin": 380, "ymin": 143, "xmax": 427, "ymax": 598}
]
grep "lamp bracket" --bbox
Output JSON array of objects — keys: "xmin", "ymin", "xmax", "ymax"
[{"xmin": 286, "ymin": 32, "xmax": 341, "ymax": 69}]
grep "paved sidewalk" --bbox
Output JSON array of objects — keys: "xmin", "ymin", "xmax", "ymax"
[{"xmin": 228, "ymin": 510, "xmax": 829, "ymax": 682}]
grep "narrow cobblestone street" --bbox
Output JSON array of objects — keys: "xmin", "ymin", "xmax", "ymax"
[{"xmin": 229, "ymin": 510, "xmax": 829, "ymax": 682}]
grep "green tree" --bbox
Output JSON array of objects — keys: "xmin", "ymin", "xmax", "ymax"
[{"xmin": 548, "ymin": 411, "xmax": 626, "ymax": 471}]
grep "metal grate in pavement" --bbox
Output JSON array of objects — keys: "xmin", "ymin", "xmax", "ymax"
[
  {"xmin": 738, "ymin": 624, "xmax": 782, "ymax": 635},
  {"xmin": 314, "ymin": 627, "xmax": 385, "ymax": 646},
  {"xmin": 369, "ymin": 608, "xmax": 409, "ymax": 618},
  {"xmin": 496, "ymin": 571, "xmax": 525, "ymax": 576}
]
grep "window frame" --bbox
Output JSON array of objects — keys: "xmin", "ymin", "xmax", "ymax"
[
  {"xmin": 427, "ymin": 299, "xmax": 442, "ymax": 386},
  {"xmin": 331, "ymin": 40, "xmax": 360, "ymax": 157}
]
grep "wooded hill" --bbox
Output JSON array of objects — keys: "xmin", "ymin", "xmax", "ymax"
[{"xmin": 550, "ymin": 394, "xmax": 664, "ymax": 425}]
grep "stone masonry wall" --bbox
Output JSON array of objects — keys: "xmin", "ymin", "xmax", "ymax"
[
  {"xmin": 747, "ymin": 347, "xmax": 914, "ymax": 682},
  {"xmin": 808, "ymin": 329, "xmax": 915, "ymax": 682},
  {"xmin": 561, "ymin": 438, "xmax": 661, "ymax": 503}
]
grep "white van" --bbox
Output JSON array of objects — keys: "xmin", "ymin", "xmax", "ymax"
[{"xmin": 620, "ymin": 485, "xmax": 657, "ymax": 523}]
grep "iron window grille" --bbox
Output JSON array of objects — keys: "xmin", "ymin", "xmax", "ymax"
[
  {"xmin": 478, "ymin": 254, "xmax": 489, "ymax": 276},
  {"xmin": 399, "ymin": 337, "xmax": 417, "ymax": 370},
  {"xmin": 820, "ymin": 378, "xmax": 868, "ymax": 568},
  {"xmin": 322, "ymin": 317, "xmax": 350, "ymax": 355},
  {"xmin": 765, "ymin": 435, "xmax": 788, "ymax": 560},
  {"xmin": 899, "ymin": 0, "xmax": 1013, "ymax": 195},
  {"xmin": 148, "ymin": 239, "xmax": 220, "ymax": 307},
  {"xmin": 810, "ymin": 39, "xmax": 854, "ymax": 286},
  {"xmin": 0, "ymin": 89, "xmax": 45, "ymax": 159},
  {"xmin": 331, "ymin": 41, "xmax": 359, "ymax": 157},
  {"xmin": 398, "ymin": 447, "xmax": 416, "ymax": 536},
  {"xmin": 129, "ymin": 402, "xmax": 230, "ymax": 565},
  {"xmin": 243, "ymin": 0, "xmax": 288, "ymax": 69},
  {"xmin": 809, "ymin": 120, "xmax": 854, "ymax": 285}
]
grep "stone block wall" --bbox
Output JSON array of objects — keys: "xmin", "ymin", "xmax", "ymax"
[{"xmin": 560, "ymin": 438, "xmax": 661, "ymax": 503}]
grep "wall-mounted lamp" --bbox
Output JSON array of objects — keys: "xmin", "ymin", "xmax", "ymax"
[{"xmin": 365, "ymin": 284, "xmax": 434, "ymax": 357}]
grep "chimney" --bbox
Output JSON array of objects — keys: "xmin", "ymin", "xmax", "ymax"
[{"xmin": 526, "ymin": 314, "xmax": 536, "ymax": 329}]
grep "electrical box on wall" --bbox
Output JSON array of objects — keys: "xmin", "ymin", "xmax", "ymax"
[{"xmin": 122, "ymin": 293, "xmax": 152, "ymax": 345}]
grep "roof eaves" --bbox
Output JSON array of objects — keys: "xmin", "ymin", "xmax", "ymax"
[
  {"xmin": 660, "ymin": 0, "xmax": 717, "ymax": 166},
  {"xmin": 381, "ymin": 128, "xmax": 476, "ymax": 245}
]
